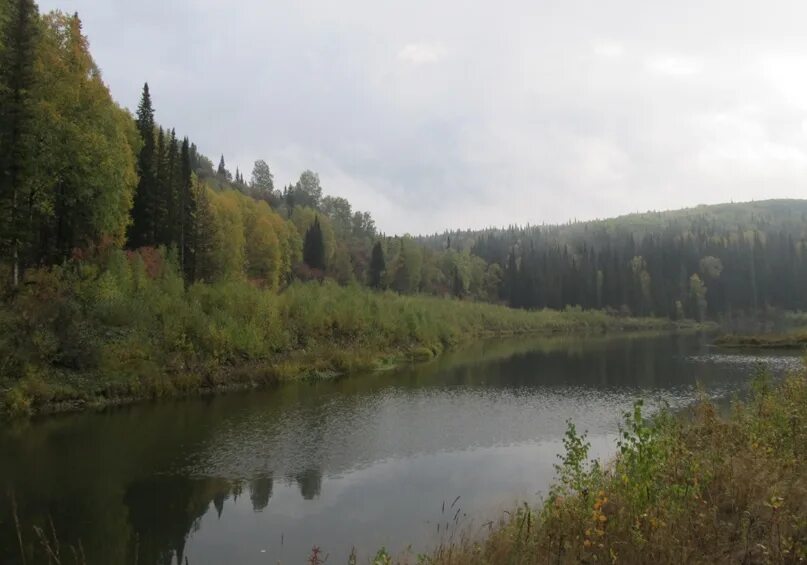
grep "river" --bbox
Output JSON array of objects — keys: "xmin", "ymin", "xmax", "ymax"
[{"xmin": 0, "ymin": 332, "xmax": 802, "ymax": 564}]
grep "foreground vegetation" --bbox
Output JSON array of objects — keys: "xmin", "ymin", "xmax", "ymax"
[
  {"xmin": 0, "ymin": 250, "xmax": 685, "ymax": 418},
  {"xmin": 417, "ymin": 370, "xmax": 807, "ymax": 565}
]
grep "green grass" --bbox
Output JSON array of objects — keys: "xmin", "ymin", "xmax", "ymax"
[
  {"xmin": 0, "ymin": 250, "xmax": 692, "ymax": 417},
  {"xmin": 417, "ymin": 369, "xmax": 807, "ymax": 565}
]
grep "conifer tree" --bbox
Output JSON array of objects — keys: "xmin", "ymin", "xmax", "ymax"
[
  {"xmin": 128, "ymin": 83, "xmax": 157, "ymax": 248},
  {"xmin": 180, "ymin": 136, "xmax": 196, "ymax": 280},
  {"xmin": 153, "ymin": 126, "xmax": 167, "ymax": 243},
  {"xmin": 217, "ymin": 155, "xmax": 231, "ymax": 181},
  {"xmin": 161, "ymin": 128, "xmax": 180, "ymax": 246},
  {"xmin": 303, "ymin": 216, "xmax": 326, "ymax": 270},
  {"xmin": 369, "ymin": 241, "xmax": 386, "ymax": 288},
  {"xmin": 189, "ymin": 142, "xmax": 199, "ymax": 170},
  {"xmin": 0, "ymin": 0, "xmax": 40, "ymax": 285}
]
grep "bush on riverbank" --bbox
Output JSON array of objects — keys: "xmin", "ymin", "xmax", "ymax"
[
  {"xmin": 426, "ymin": 370, "xmax": 807, "ymax": 564},
  {"xmin": 0, "ymin": 250, "xmax": 681, "ymax": 417}
]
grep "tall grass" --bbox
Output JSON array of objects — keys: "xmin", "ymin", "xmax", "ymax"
[{"xmin": 0, "ymin": 249, "xmax": 680, "ymax": 417}]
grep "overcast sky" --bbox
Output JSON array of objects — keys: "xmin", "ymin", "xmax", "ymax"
[{"xmin": 38, "ymin": 0, "xmax": 807, "ymax": 234}]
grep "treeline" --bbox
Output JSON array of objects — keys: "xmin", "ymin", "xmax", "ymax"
[
  {"xmin": 122, "ymin": 81, "xmax": 390, "ymax": 289},
  {"xmin": 114, "ymin": 84, "xmax": 507, "ymax": 300},
  {"xmin": 422, "ymin": 201, "xmax": 807, "ymax": 321}
]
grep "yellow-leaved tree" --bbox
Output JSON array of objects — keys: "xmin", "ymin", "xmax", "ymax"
[
  {"xmin": 195, "ymin": 187, "xmax": 300, "ymax": 286},
  {"xmin": 32, "ymin": 12, "xmax": 139, "ymax": 261}
]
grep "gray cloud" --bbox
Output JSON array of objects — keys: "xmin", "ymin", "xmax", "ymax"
[{"xmin": 39, "ymin": 0, "xmax": 807, "ymax": 233}]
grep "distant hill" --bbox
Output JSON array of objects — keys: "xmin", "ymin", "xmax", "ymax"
[
  {"xmin": 418, "ymin": 199, "xmax": 807, "ymax": 251},
  {"xmin": 416, "ymin": 199, "xmax": 807, "ymax": 319}
]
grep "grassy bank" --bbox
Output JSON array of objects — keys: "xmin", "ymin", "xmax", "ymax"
[
  {"xmin": 715, "ymin": 332, "xmax": 807, "ymax": 350},
  {"xmin": 0, "ymin": 250, "xmax": 690, "ymax": 418},
  {"xmin": 419, "ymin": 369, "xmax": 807, "ymax": 565}
]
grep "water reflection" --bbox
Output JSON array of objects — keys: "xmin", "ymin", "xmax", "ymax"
[
  {"xmin": 249, "ymin": 476, "xmax": 273, "ymax": 512},
  {"xmin": 0, "ymin": 332, "xmax": 801, "ymax": 564},
  {"xmin": 124, "ymin": 476, "xmax": 228, "ymax": 564}
]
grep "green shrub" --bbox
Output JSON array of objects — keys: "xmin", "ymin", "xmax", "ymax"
[{"xmin": 2, "ymin": 386, "xmax": 32, "ymax": 417}]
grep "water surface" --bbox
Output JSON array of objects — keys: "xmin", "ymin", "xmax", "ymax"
[{"xmin": 0, "ymin": 333, "xmax": 801, "ymax": 564}]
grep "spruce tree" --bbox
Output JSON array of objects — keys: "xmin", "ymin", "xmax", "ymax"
[
  {"xmin": 217, "ymin": 154, "xmax": 230, "ymax": 181},
  {"xmin": 189, "ymin": 142, "xmax": 199, "ymax": 170},
  {"xmin": 303, "ymin": 216, "xmax": 326, "ymax": 271},
  {"xmin": 369, "ymin": 241, "xmax": 386, "ymax": 288},
  {"xmin": 128, "ymin": 83, "xmax": 157, "ymax": 248},
  {"xmin": 166, "ymin": 128, "xmax": 180, "ymax": 245},
  {"xmin": 179, "ymin": 136, "xmax": 195, "ymax": 280},
  {"xmin": 153, "ymin": 126, "xmax": 167, "ymax": 244}
]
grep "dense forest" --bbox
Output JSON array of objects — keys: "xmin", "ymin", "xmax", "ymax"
[{"xmin": 440, "ymin": 199, "xmax": 807, "ymax": 320}]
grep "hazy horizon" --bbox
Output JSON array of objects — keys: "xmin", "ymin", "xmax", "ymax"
[{"xmin": 38, "ymin": 0, "xmax": 807, "ymax": 234}]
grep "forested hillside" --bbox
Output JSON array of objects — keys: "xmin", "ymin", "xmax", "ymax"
[
  {"xmin": 2, "ymin": 0, "xmax": 806, "ymax": 327},
  {"xmin": 420, "ymin": 200, "xmax": 807, "ymax": 320},
  {"xmin": 0, "ymin": 0, "xmax": 504, "ymax": 304}
]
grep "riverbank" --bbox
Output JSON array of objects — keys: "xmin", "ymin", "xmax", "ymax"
[
  {"xmin": 0, "ymin": 255, "xmax": 703, "ymax": 418},
  {"xmin": 714, "ymin": 331, "xmax": 807, "ymax": 349},
  {"xmin": 420, "ymin": 369, "xmax": 807, "ymax": 564}
]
